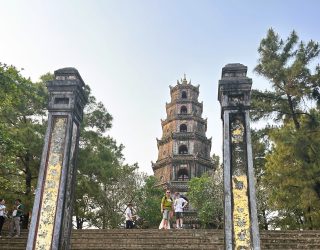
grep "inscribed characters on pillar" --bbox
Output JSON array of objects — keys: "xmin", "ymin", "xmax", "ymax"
[
  {"xmin": 35, "ymin": 117, "xmax": 67, "ymax": 250},
  {"xmin": 230, "ymin": 115, "xmax": 252, "ymax": 249}
]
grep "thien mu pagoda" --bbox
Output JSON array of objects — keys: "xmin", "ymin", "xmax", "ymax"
[{"xmin": 152, "ymin": 75, "xmax": 215, "ymax": 195}]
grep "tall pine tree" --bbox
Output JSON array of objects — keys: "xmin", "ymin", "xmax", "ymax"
[{"xmin": 251, "ymin": 29, "xmax": 320, "ymax": 229}]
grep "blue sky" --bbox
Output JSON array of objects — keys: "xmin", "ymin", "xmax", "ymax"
[{"xmin": 1, "ymin": 1, "xmax": 320, "ymax": 174}]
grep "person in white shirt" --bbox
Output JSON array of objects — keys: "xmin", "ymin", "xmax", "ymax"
[
  {"xmin": 174, "ymin": 192, "xmax": 188, "ymax": 229},
  {"xmin": 125, "ymin": 203, "xmax": 134, "ymax": 229},
  {"xmin": 0, "ymin": 198, "xmax": 6, "ymax": 237}
]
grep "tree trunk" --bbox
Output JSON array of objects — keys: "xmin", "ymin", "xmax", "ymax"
[
  {"xmin": 298, "ymin": 215, "xmax": 304, "ymax": 228},
  {"xmin": 23, "ymin": 151, "xmax": 32, "ymax": 229},
  {"xmin": 314, "ymin": 182, "xmax": 320, "ymax": 199},
  {"xmin": 262, "ymin": 209, "xmax": 268, "ymax": 230},
  {"xmin": 76, "ymin": 216, "xmax": 83, "ymax": 229},
  {"xmin": 286, "ymin": 94, "xmax": 300, "ymax": 129},
  {"xmin": 102, "ymin": 212, "xmax": 106, "ymax": 229},
  {"xmin": 307, "ymin": 206, "xmax": 313, "ymax": 229},
  {"xmin": 102, "ymin": 185, "xmax": 107, "ymax": 229},
  {"xmin": 25, "ymin": 152, "xmax": 32, "ymax": 196}
]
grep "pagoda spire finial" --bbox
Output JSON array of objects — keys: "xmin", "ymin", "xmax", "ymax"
[{"xmin": 182, "ymin": 73, "xmax": 188, "ymax": 84}]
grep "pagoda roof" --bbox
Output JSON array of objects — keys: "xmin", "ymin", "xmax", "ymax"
[
  {"xmin": 152, "ymin": 155, "xmax": 214, "ymax": 170},
  {"xmin": 157, "ymin": 132, "xmax": 211, "ymax": 147},
  {"xmin": 161, "ymin": 115, "xmax": 207, "ymax": 127},
  {"xmin": 166, "ymin": 100, "xmax": 203, "ymax": 109}
]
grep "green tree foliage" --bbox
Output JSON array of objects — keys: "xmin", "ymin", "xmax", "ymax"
[
  {"xmin": 74, "ymin": 87, "xmax": 144, "ymax": 229},
  {"xmin": 251, "ymin": 128, "xmax": 273, "ymax": 230},
  {"xmin": 188, "ymin": 169, "xmax": 223, "ymax": 229},
  {"xmin": 0, "ymin": 66, "xmax": 146, "ymax": 230},
  {"xmin": 251, "ymin": 29, "xmax": 320, "ymax": 229},
  {"xmin": 134, "ymin": 176, "xmax": 163, "ymax": 228},
  {"xmin": 0, "ymin": 64, "xmax": 47, "ymax": 214},
  {"xmin": 263, "ymin": 117, "xmax": 320, "ymax": 229},
  {"xmin": 252, "ymin": 28, "xmax": 320, "ymax": 128}
]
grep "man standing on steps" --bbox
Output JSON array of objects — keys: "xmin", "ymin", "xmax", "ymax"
[
  {"xmin": 125, "ymin": 203, "xmax": 134, "ymax": 229},
  {"xmin": 174, "ymin": 192, "xmax": 188, "ymax": 229},
  {"xmin": 161, "ymin": 190, "xmax": 173, "ymax": 230},
  {"xmin": 9, "ymin": 199, "xmax": 24, "ymax": 237}
]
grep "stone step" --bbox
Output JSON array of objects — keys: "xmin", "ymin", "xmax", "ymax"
[
  {"xmin": 261, "ymin": 231, "xmax": 320, "ymax": 237},
  {"xmin": 71, "ymin": 238, "xmax": 224, "ymax": 243},
  {"xmin": 71, "ymin": 235, "xmax": 224, "ymax": 240},
  {"xmin": 71, "ymin": 247, "xmax": 224, "ymax": 250},
  {"xmin": 1, "ymin": 229, "xmax": 320, "ymax": 250},
  {"xmin": 262, "ymin": 237, "xmax": 320, "ymax": 243},
  {"xmin": 262, "ymin": 243, "xmax": 320, "ymax": 249},
  {"xmin": 72, "ymin": 229, "xmax": 224, "ymax": 235},
  {"xmin": 71, "ymin": 243, "xmax": 224, "ymax": 250}
]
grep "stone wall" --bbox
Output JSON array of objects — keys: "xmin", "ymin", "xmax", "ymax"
[
  {"xmin": 158, "ymin": 142, "xmax": 173, "ymax": 159},
  {"xmin": 153, "ymin": 164, "xmax": 171, "ymax": 183}
]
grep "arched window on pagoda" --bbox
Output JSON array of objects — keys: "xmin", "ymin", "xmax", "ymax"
[
  {"xmin": 180, "ymin": 106, "xmax": 187, "ymax": 114},
  {"xmin": 177, "ymin": 168, "xmax": 189, "ymax": 181},
  {"xmin": 178, "ymin": 145, "xmax": 188, "ymax": 154},
  {"xmin": 180, "ymin": 124, "xmax": 187, "ymax": 132},
  {"xmin": 181, "ymin": 91, "xmax": 187, "ymax": 99}
]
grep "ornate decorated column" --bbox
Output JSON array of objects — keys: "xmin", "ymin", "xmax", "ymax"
[
  {"xmin": 218, "ymin": 64, "xmax": 260, "ymax": 250},
  {"xmin": 27, "ymin": 68, "xmax": 87, "ymax": 250}
]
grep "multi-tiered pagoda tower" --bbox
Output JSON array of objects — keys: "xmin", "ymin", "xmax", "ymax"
[{"xmin": 152, "ymin": 75, "xmax": 214, "ymax": 193}]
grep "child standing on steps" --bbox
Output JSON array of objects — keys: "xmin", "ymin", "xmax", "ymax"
[{"xmin": 174, "ymin": 192, "xmax": 188, "ymax": 229}]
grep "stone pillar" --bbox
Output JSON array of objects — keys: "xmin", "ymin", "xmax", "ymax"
[
  {"xmin": 218, "ymin": 64, "xmax": 260, "ymax": 250},
  {"xmin": 27, "ymin": 68, "xmax": 87, "ymax": 250}
]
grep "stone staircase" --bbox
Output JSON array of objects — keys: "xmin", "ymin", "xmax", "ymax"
[
  {"xmin": 1, "ymin": 229, "xmax": 320, "ymax": 249},
  {"xmin": 71, "ymin": 229, "xmax": 224, "ymax": 250}
]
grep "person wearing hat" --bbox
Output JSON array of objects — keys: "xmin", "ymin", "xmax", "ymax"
[{"xmin": 125, "ymin": 203, "xmax": 134, "ymax": 229}]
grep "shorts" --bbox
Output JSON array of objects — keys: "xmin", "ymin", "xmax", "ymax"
[
  {"xmin": 163, "ymin": 209, "xmax": 170, "ymax": 220},
  {"xmin": 175, "ymin": 212, "xmax": 183, "ymax": 219}
]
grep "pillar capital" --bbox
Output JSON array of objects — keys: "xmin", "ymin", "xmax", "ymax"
[
  {"xmin": 47, "ymin": 67, "xmax": 87, "ymax": 123},
  {"xmin": 218, "ymin": 63, "xmax": 252, "ymax": 116}
]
